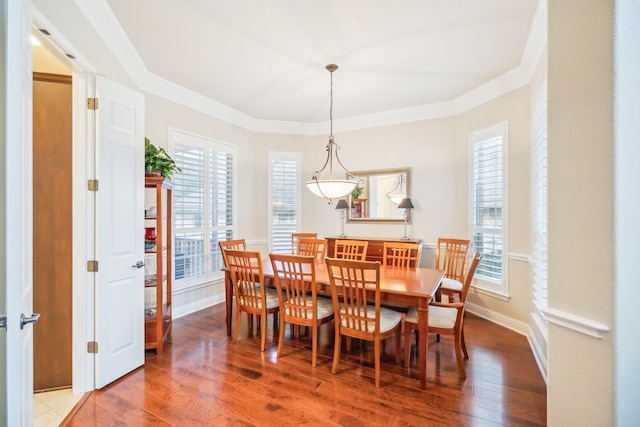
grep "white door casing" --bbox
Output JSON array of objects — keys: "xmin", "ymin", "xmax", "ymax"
[
  {"xmin": 95, "ymin": 76, "xmax": 145, "ymax": 388},
  {"xmin": 4, "ymin": 0, "xmax": 35, "ymax": 425}
]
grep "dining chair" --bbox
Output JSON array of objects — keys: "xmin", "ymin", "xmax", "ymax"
[
  {"xmin": 325, "ymin": 257, "xmax": 402, "ymax": 387},
  {"xmin": 269, "ymin": 253, "xmax": 334, "ymax": 367},
  {"xmin": 225, "ymin": 249, "xmax": 279, "ymax": 352},
  {"xmin": 333, "ymin": 239, "xmax": 368, "ymax": 261},
  {"xmin": 291, "ymin": 232, "xmax": 318, "ymax": 255},
  {"xmin": 382, "ymin": 241, "xmax": 422, "ymax": 268},
  {"xmin": 296, "ymin": 238, "xmax": 327, "ymax": 260},
  {"xmin": 403, "ymin": 252, "xmax": 482, "ymax": 378},
  {"xmin": 435, "ymin": 237, "xmax": 471, "ymax": 302}
]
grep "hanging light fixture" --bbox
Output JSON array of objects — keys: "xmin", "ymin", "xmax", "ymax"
[{"xmin": 305, "ymin": 64, "xmax": 358, "ymax": 203}]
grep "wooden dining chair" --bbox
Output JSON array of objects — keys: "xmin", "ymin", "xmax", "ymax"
[
  {"xmin": 334, "ymin": 239, "xmax": 368, "ymax": 261},
  {"xmin": 382, "ymin": 241, "xmax": 422, "ymax": 268},
  {"xmin": 269, "ymin": 253, "xmax": 334, "ymax": 367},
  {"xmin": 225, "ymin": 249, "xmax": 279, "ymax": 352},
  {"xmin": 325, "ymin": 257, "xmax": 402, "ymax": 387},
  {"xmin": 291, "ymin": 232, "xmax": 317, "ymax": 255},
  {"xmin": 435, "ymin": 237, "xmax": 471, "ymax": 302},
  {"xmin": 403, "ymin": 252, "xmax": 482, "ymax": 378},
  {"xmin": 296, "ymin": 238, "xmax": 327, "ymax": 260}
]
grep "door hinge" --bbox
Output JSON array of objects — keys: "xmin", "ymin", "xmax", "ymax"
[
  {"xmin": 88, "ymin": 179, "xmax": 99, "ymax": 191},
  {"xmin": 87, "ymin": 260, "xmax": 99, "ymax": 272},
  {"xmin": 87, "ymin": 341, "xmax": 98, "ymax": 353},
  {"xmin": 87, "ymin": 97, "xmax": 99, "ymax": 110}
]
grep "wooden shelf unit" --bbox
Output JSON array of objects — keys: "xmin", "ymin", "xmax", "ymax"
[
  {"xmin": 144, "ymin": 176, "xmax": 173, "ymax": 353},
  {"xmin": 326, "ymin": 236, "xmax": 422, "ymax": 264}
]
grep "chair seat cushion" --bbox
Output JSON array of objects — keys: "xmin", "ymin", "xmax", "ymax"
[
  {"xmin": 440, "ymin": 277, "xmax": 463, "ymax": 291},
  {"xmin": 283, "ymin": 296, "xmax": 334, "ymax": 319},
  {"xmin": 239, "ymin": 288, "xmax": 279, "ymax": 309},
  {"xmin": 405, "ymin": 305, "xmax": 457, "ymax": 329},
  {"xmin": 339, "ymin": 306, "xmax": 402, "ymax": 333}
]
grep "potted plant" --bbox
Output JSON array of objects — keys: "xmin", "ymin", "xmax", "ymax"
[
  {"xmin": 145, "ymin": 137, "xmax": 181, "ymax": 179},
  {"xmin": 351, "ymin": 184, "xmax": 365, "ymax": 199}
]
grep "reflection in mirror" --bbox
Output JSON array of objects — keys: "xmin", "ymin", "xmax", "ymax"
[{"xmin": 347, "ymin": 168, "xmax": 411, "ymax": 223}]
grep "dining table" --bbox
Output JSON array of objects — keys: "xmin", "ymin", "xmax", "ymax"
[{"xmin": 223, "ymin": 259, "xmax": 444, "ymax": 390}]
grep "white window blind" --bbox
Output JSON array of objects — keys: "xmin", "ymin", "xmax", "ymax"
[
  {"xmin": 268, "ymin": 152, "xmax": 301, "ymax": 254},
  {"xmin": 470, "ymin": 122, "xmax": 508, "ymax": 296},
  {"xmin": 532, "ymin": 84, "xmax": 548, "ymax": 310},
  {"xmin": 171, "ymin": 130, "xmax": 236, "ymax": 289}
]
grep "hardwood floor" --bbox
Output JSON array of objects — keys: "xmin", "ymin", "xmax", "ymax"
[{"xmin": 67, "ymin": 304, "xmax": 546, "ymax": 426}]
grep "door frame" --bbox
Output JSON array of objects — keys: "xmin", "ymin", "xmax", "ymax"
[{"xmin": 31, "ymin": 9, "xmax": 97, "ymax": 393}]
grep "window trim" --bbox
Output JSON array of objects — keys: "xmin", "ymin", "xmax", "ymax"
[
  {"xmin": 169, "ymin": 127, "xmax": 238, "ymax": 290},
  {"xmin": 468, "ymin": 121, "xmax": 509, "ymax": 297},
  {"xmin": 267, "ymin": 151, "xmax": 301, "ymax": 254}
]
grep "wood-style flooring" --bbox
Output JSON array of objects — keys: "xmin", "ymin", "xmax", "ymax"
[{"xmin": 67, "ymin": 303, "xmax": 547, "ymax": 426}]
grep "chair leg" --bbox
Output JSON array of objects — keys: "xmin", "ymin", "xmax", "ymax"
[
  {"xmin": 232, "ymin": 306, "xmax": 242, "ymax": 344},
  {"xmin": 403, "ymin": 327, "xmax": 412, "ymax": 367},
  {"xmin": 461, "ymin": 325, "xmax": 469, "ymax": 359},
  {"xmin": 332, "ymin": 328, "xmax": 342, "ymax": 374},
  {"xmin": 311, "ymin": 325, "xmax": 318, "ymax": 368},
  {"xmin": 277, "ymin": 316, "xmax": 286, "ymax": 359},
  {"xmin": 394, "ymin": 328, "xmax": 401, "ymax": 364},
  {"xmin": 346, "ymin": 336, "xmax": 352, "ymax": 352},
  {"xmin": 454, "ymin": 330, "xmax": 466, "ymax": 378},
  {"xmin": 374, "ymin": 339, "xmax": 381, "ymax": 388},
  {"xmin": 260, "ymin": 311, "xmax": 267, "ymax": 352}
]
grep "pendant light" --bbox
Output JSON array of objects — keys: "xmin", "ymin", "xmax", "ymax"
[{"xmin": 305, "ymin": 64, "xmax": 358, "ymax": 203}]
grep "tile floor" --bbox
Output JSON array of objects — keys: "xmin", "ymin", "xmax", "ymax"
[{"xmin": 34, "ymin": 389, "xmax": 84, "ymax": 427}]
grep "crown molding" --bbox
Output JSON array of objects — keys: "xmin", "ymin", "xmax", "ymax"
[{"xmin": 73, "ymin": 0, "xmax": 547, "ymax": 136}]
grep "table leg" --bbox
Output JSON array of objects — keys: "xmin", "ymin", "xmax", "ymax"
[
  {"xmin": 225, "ymin": 270, "xmax": 232, "ymax": 336},
  {"xmin": 417, "ymin": 297, "xmax": 430, "ymax": 390}
]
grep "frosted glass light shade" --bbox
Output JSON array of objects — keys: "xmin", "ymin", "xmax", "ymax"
[{"xmin": 305, "ymin": 179, "xmax": 358, "ymax": 199}]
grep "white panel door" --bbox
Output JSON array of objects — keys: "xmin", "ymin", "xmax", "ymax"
[
  {"xmin": 4, "ymin": 0, "xmax": 35, "ymax": 425},
  {"xmin": 95, "ymin": 76, "xmax": 145, "ymax": 388}
]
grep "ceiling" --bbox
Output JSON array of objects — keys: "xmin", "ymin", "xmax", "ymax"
[{"xmin": 98, "ymin": 0, "xmax": 540, "ymax": 126}]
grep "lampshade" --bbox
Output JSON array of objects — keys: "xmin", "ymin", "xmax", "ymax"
[
  {"xmin": 305, "ymin": 64, "xmax": 358, "ymax": 203},
  {"xmin": 398, "ymin": 198, "xmax": 414, "ymax": 209},
  {"xmin": 306, "ymin": 179, "xmax": 358, "ymax": 200},
  {"xmin": 335, "ymin": 199, "xmax": 349, "ymax": 210}
]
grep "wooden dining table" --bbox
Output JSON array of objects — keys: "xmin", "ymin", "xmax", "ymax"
[{"xmin": 223, "ymin": 259, "xmax": 444, "ymax": 390}]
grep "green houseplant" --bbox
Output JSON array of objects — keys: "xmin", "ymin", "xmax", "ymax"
[
  {"xmin": 351, "ymin": 184, "xmax": 365, "ymax": 199},
  {"xmin": 145, "ymin": 137, "xmax": 181, "ymax": 179}
]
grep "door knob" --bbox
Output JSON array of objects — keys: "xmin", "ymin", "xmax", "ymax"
[
  {"xmin": 20, "ymin": 313, "xmax": 41, "ymax": 330},
  {"xmin": 132, "ymin": 260, "xmax": 145, "ymax": 269}
]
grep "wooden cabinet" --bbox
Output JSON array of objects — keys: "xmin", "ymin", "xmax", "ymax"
[
  {"xmin": 326, "ymin": 236, "xmax": 422, "ymax": 264},
  {"xmin": 144, "ymin": 177, "xmax": 173, "ymax": 353}
]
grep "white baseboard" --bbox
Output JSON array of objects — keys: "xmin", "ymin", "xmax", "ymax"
[
  {"xmin": 465, "ymin": 301, "xmax": 529, "ymax": 335},
  {"xmin": 527, "ymin": 331, "xmax": 548, "ymax": 384},
  {"xmin": 173, "ymin": 293, "xmax": 225, "ymax": 319}
]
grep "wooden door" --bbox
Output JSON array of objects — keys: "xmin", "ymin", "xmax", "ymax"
[{"xmin": 32, "ymin": 73, "xmax": 72, "ymax": 391}]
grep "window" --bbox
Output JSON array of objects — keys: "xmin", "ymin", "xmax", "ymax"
[
  {"xmin": 532, "ymin": 83, "xmax": 548, "ymax": 311},
  {"xmin": 268, "ymin": 152, "xmax": 301, "ymax": 254},
  {"xmin": 171, "ymin": 129, "xmax": 237, "ymax": 289},
  {"xmin": 470, "ymin": 122, "xmax": 508, "ymax": 296}
]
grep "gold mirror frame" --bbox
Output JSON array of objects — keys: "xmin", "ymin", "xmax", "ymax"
[{"xmin": 346, "ymin": 168, "xmax": 411, "ymax": 223}]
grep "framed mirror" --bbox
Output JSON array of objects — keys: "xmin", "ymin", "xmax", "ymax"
[{"xmin": 346, "ymin": 168, "xmax": 411, "ymax": 223}]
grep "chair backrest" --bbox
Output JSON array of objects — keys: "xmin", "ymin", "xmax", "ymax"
[
  {"xmin": 382, "ymin": 241, "xmax": 422, "ymax": 268},
  {"xmin": 225, "ymin": 249, "xmax": 264, "ymax": 310},
  {"xmin": 291, "ymin": 232, "xmax": 318, "ymax": 255},
  {"xmin": 297, "ymin": 238, "xmax": 327, "ymax": 260},
  {"xmin": 219, "ymin": 239, "xmax": 247, "ymax": 268},
  {"xmin": 334, "ymin": 239, "xmax": 368, "ymax": 261},
  {"xmin": 269, "ymin": 253, "xmax": 317, "ymax": 319},
  {"xmin": 435, "ymin": 238, "xmax": 470, "ymax": 281},
  {"xmin": 325, "ymin": 257, "xmax": 380, "ymax": 334},
  {"xmin": 459, "ymin": 252, "xmax": 483, "ymax": 304}
]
